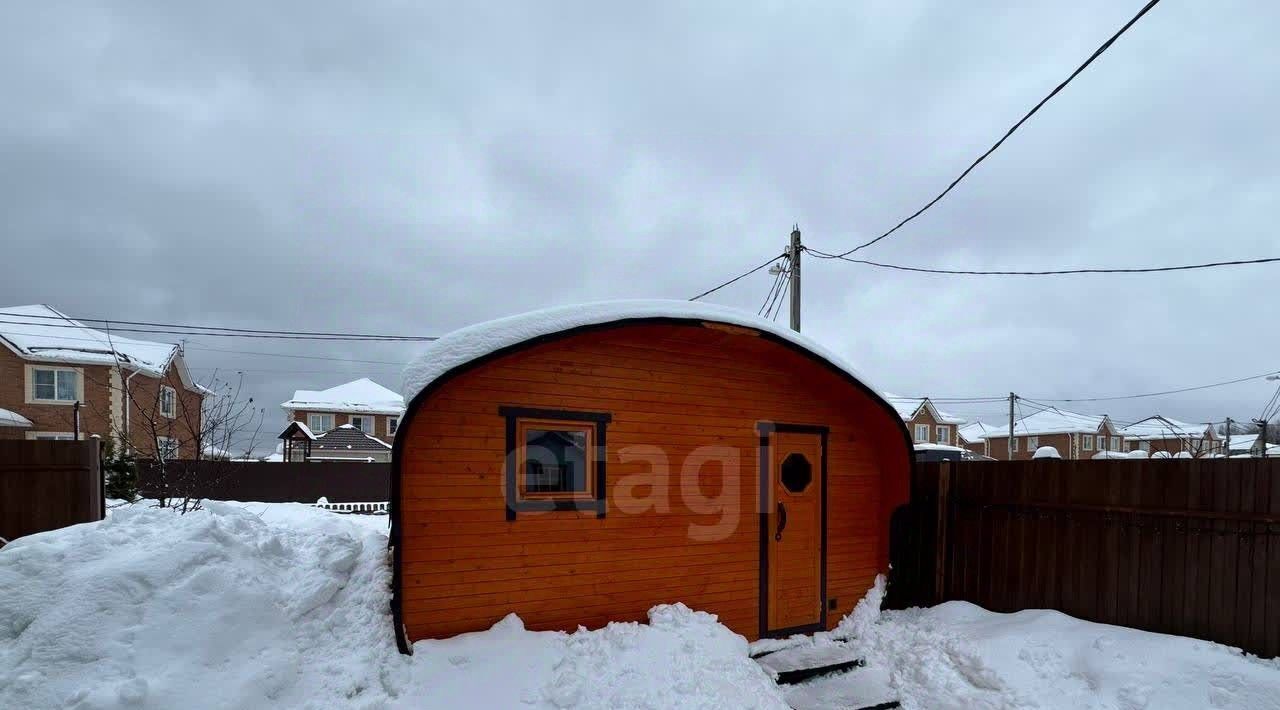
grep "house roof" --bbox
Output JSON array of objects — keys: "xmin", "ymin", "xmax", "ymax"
[
  {"xmin": 0, "ymin": 407, "xmax": 33, "ymax": 428},
  {"xmin": 1118, "ymin": 416, "xmax": 1217, "ymax": 441},
  {"xmin": 884, "ymin": 395, "xmax": 965, "ymax": 425},
  {"xmin": 402, "ymin": 300, "xmax": 892, "ymax": 412},
  {"xmin": 312, "ymin": 424, "xmax": 392, "ymax": 452},
  {"xmin": 1226, "ymin": 434, "xmax": 1260, "ymax": 451},
  {"xmin": 958, "ymin": 421, "xmax": 1002, "ymax": 443},
  {"xmin": 987, "ymin": 408, "xmax": 1118, "ymax": 437},
  {"xmin": 0, "ymin": 304, "xmax": 184, "ymax": 380},
  {"xmin": 281, "ymin": 378, "xmax": 405, "ymax": 415}
]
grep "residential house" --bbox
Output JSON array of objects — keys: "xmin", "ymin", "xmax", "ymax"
[
  {"xmin": 1119, "ymin": 416, "xmax": 1223, "ymax": 458},
  {"xmin": 281, "ymin": 377, "xmax": 405, "ymax": 440},
  {"xmin": 886, "ymin": 395, "xmax": 965, "ymax": 447},
  {"xmin": 982, "ymin": 408, "xmax": 1123, "ymax": 461},
  {"xmin": 0, "ymin": 305, "xmax": 207, "ymax": 458}
]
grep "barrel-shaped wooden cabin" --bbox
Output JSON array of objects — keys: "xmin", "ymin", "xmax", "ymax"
[{"xmin": 390, "ymin": 301, "xmax": 911, "ymax": 652}]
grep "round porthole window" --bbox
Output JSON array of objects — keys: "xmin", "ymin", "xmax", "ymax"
[{"xmin": 780, "ymin": 453, "xmax": 812, "ymax": 493}]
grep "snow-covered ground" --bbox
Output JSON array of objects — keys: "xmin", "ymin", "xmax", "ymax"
[{"xmin": 2, "ymin": 501, "xmax": 1278, "ymax": 709}]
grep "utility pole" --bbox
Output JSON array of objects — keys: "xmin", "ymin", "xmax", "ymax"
[
  {"xmin": 789, "ymin": 226, "xmax": 802, "ymax": 333},
  {"xmin": 1256, "ymin": 418, "xmax": 1270, "ymax": 459},
  {"xmin": 1008, "ymin": 392, "xmax": 1017, "ymax": 461},
  {"xmin": 1224, "ymin": 417, "xmax": 1232, "ymax": 458}
]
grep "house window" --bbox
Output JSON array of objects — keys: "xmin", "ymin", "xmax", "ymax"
[
  {"xmin": 1082, "ymin": 435, "xmax": 1094, "ymax": 451},
  {"xmin": 1027, "ymin": 436, "xmax": 1039, "ymax": 450},
  {"xmin": 28, "ymin": 432, "xmax": 76, "ymax": 441},
  {"xmin": 936, "ymin": 426, "xmax": 950, "ymax": 444},
  {"xmin": 1111, "ymin": 436, "xmax": 1120, "ymax": 451},
  {"xmin": 914, "ymin": 424, "xmax": 929, "ymax": 442},
  {"xmin": 1011, "ymin": 437, "xmax": 1019, "ymax": 453},
  {"xmin": 349, "ymin": 415, "xmax": 372, "ymax": 433},
  {"xmin": 156, "ymin": 436, "xmax": 180, "ymax": 460},
  {"xmin": 1139, "ymin": 441, "xmax": 1151, "ymax": 452},
  {"xmin": 29, "ymin": 366, "xmax": 81, "ymax": 403},
  {"xmin": 388, "ymin": 416, "xmax": 399, "ymax": 436},
  {"xmin": 500, "ymin": 406, "xmax": 610, "ymax": 519},
  {"xmin": 308, "ymin": 413, "xmax": 334, "ymax": 433},
  {"xmin": 160, "ymin": 385, "xmax": 177, "ymax": 418}
]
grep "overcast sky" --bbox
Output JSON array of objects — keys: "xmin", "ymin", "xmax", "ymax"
[{"xmin": 3, "ymin": 1, "xmax": 1278, "ymax": 449}]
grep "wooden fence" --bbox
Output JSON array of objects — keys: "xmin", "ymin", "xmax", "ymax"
[
  {"xmin": 136, "ymin": 460, "xmax": 389, "ymax": 504},
  {"xmin": 895, "ymin": 459, "xmax": 1280, "ymax": 658},
  {"xmin": 0, "ymin": 440, "xmax": 103, "ymax": 544}
]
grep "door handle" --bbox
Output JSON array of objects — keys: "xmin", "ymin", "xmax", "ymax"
[{"xmin": 775, "ymin": 502, "xmax": 787, "ymax": 541}]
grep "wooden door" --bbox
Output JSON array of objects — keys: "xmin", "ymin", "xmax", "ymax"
[{"xmin": 766, "ymin": 429, "xmax": 825, "ymax": 634}]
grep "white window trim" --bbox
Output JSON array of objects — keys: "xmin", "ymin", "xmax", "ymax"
[
  {"xmin": 308, "ymin": 413, "xmax": 335, "ymax": 433},
  {"xmin": 914, "ymin": 424, "xmax": 929, "ymax": 442},
  {"xmin": 387, "ymin": 416, "xmax": 399, "ymax": 436},
  {"xmin": 349, "ymin": 414, "xmax": 374, "ymax": 434},
  {"xmin": 25, "ymin": 431, "xmax": 80, "ymax": 441},
  {"xmin": 160, "ymin": 385, "xmax": 177, "ymax": 419},
  {"xmin": 1082, "ymin": 434, "xmax": 1094, "ymax": 451},
  {"xmin": 1012, "ymin": 437, "xmax": 1019, "ymax": 453},
  {"xmin": 1110, "ymin": 436, "xmax": 1120, "ymax": 451},
  {"xmin": 24, "ymin": 364, "xmax": 85, "ymax": 405},
  {"xmin": 936, "ymin": 425, "xmax": 950, "ymax": 444},
  {"xmin": 1027, "ymin": 436, "xmax": 1039, "ymax": 450}
]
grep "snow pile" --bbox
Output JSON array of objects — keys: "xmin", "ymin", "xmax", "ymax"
[
  {"xmin": 401, "ymin": 300, "xmax": 888, "ymax": 406},
  {"xmin": 0, "ymin": 502, "xmax": 404, "ymax": 709},
  {"xmin": 1031, "ymin": 445, "xmax": 1061, "ymax": 460},
  {"xmin": 404, "ymin": 604, "xmax": 786, "ymax": 709},
  {"xmin": 856, "ymin": 602, "xmax": 1280, "ymax": 710}
]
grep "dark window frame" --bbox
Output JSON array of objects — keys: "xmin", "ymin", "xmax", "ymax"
[{"xmin": 499, "ymin": 406, "xmax": 610, "ymax": 520}]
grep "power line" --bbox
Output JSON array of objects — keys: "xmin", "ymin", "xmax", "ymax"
[
  {"xmin": 690, "ymin": 252, "xmax": 788, "ymax": 302},
  {"xmin": 0, "ymin": 310, "xmax": 436, "ymax": 341},
  {"xmin": 757, "ymin": 257, "xmax": 789, "ymax": 316},
  {"xmin": 0, "ymin": 316, "xmax": 436, "ymax": 342},
  {"xmin": 803, "ymin": 250, "xmax": 1280, "ymax": 277},
  {"xmin": 813, "ymin": 0, "xmax": 1164, "ymax": 258},
  {"xmin": 1024, "ymin": 370, "xmax": 1280, "ymax": 403},
  {"xmin": 184, "ymin": 344, "xmax": 410, "ymax": 366}
]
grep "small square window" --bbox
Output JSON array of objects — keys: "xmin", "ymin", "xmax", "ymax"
[
  {"xmin": 914, "ymin": 424, "xmax": 929, "ymax": 442},
  {"xmin": 388, "ymin": 416, "xmax": 399, "ymax": 435},
  {"xmin": 1027, "ymin": 436, "xmax": 1039, "ymax": 450},
  {"xmin": 31, "ymin": 367, "xmax": 80, "ymax": 402},
  {"xmin": 157, "ymin": 436, "xmax": 179, "ymax": 460},
  {"xmin": 936, "ymin": 426, "xmax": 950, "ymax": 444},
  {"xmin": 349, "ymin": 415, "xmax": 372, "ymax": 433},
  {"xmin": 160, "ymin": 385, "xmax": 177, "ymax": 418},
  {"xmin": 500, "ymin": 406, "xmax": 610, "ymax": 519}
]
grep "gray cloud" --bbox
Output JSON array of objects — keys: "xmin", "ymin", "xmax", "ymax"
[{"xmin": 3, "ymin": 1, "xmax": 1278, "ymax": 448}]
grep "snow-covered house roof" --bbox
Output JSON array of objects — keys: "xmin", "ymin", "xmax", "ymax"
[
  {"xmin": 883, "ymin": 395, "xmax": 965, "ymax": 425},
  {"xmin": 990, "ymin": 408, "xmax": 1117, "ymax": 437},
  {"xmin": 1119, "ymin": 416, "xmax": 1217, "ymax": 442},
  {"xmin": 281, "ymin": 378, "xmax": 405, "ymax": 416},
  {"xmin": 958, "ymin": 421, "xmax": 1002, "ymax": 443},
  {"xmin": 401, "ymin": 300, "xmax": 891, "ymax": 410},
  {"xmin": 0, "ymin": 305, "xmax": 201, "ymax": 389},
  {"xmin": 0, "ymin": 407, "xmax": 33, "ymax": 428},
  {"xmin": 1225, "ymin": 434, "xmax": 1260, "ymax": 452},
  {"xmin": 312, "ymin": 424, "xmax": 392, "ymax": 452}
]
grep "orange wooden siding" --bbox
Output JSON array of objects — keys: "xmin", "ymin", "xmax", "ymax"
[{"xmin": 397, "ymin": 322, "xmax": 910, "ymax": 641}]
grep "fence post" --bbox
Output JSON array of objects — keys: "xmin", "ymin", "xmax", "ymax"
[{"xmin": 934, "ymin": 461, "xmax": 951, "ymax": 604}]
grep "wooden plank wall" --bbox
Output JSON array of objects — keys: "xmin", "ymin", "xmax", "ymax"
[
  {"xmin": 0, "ymin": 440, "xmax": 102, "ymax": 543},
  {"xmin": 902, "ymin": 459, "xmax": 1280, "ymax": 658}
]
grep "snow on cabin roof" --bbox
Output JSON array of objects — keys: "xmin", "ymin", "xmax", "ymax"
[
  {"xmin": 312, "ymin": 424, "xmax": 392, "ymax": 450},
  {"xmin": 989, "ymin": 408, "xmax": 1116, "ymax": 437},
  {"xmin": 0, "ymin": 304, "xmax": 180, "ymax": 378},
  {"xmin": 1119, "ymin": 416, "xmax": 1216, "ymax": 441},
  {"xmin": 0, "ymin": 407, "xmax": 33, "ymax": 428},
  {"xmin": 402, "ymin": 300, "xmax": 892, "ymax": 409},
  {"xmin": 281, "ymin": 378, "xmax": 405, "ymax": 415},
  {"xmin": 883, "ymin": 395, "xmax": 965, "ymax": 425}
]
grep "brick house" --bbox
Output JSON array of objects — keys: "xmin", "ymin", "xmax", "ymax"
[
  {"xmin": 886, "ymin": 395, "xmax": 965, "ymax": 447},
  {"xmin": 981, "ymin": 408, "xmax": 1123, "ymax": 461},
  {"xmin": 0, "ymin": 305, "xmax": 207, "ymax": 458},
  {"xmin": 1119, "ymin": 415, "xmax": 1223, "ymax": 457},
  {"xmin": 958, "ymin": 421, "xmax": 1002, "ymax": 458},
  {"xmin": 280, "ymin": 378, "xmax": 404, "ymax": 443}
]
